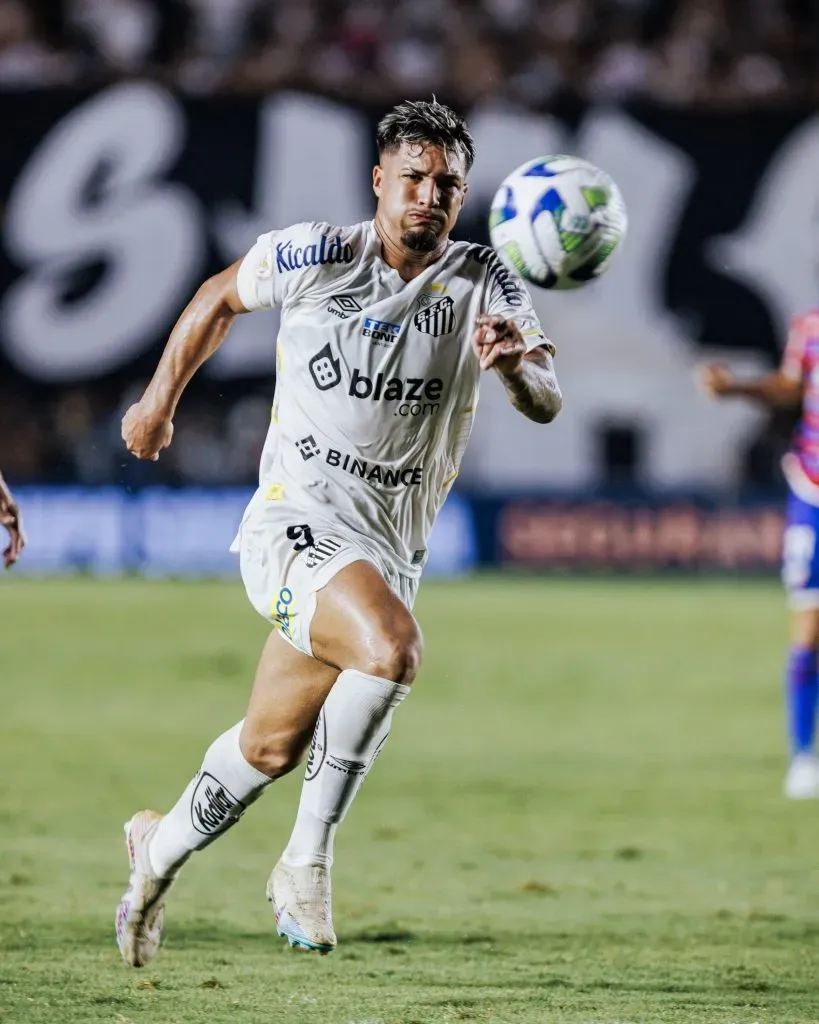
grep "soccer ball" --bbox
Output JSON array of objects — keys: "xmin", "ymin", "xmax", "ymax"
[{"xmin": 488, "ymin": 155, "xmax": 628, "ymax": 290}]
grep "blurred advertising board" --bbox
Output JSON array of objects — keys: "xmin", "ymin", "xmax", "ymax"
[
  {"xmin": 6, "ymin": 488, "xmax": 786, "ymax": 578},
  {"xmin": 486, "ymin": 499, "xmax": 783, "ymax": 573},
  {"xmin": 10, "ymin": 488, "xmax": 477, "ymax": 578}
]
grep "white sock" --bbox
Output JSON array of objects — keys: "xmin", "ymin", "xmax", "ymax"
[
  {"xmin": 148, "ymin": 720, "xmax": 272, "ymax": 878},
  {"xmin": 282, "ymin": 669, "xmax": 410, "ymax": 868}
]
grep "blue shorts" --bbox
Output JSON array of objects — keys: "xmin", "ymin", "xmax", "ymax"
[{"xmin": 783, "ymin": 490, "xmax": 819, "ymax": 607}]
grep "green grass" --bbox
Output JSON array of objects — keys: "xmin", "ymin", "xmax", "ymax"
[{"xmin": 1, "ymin": 575, "xmax": 818, "ymax": 1024}]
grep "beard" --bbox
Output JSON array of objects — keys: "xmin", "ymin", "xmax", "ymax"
[{"xmin": 400, "ymin": 225, "xmax": 441, "ymax": 252}]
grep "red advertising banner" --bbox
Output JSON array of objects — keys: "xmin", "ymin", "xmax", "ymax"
[{"xmin": 498, "ymin": 501, "xmax": 783, "ymax": 571}]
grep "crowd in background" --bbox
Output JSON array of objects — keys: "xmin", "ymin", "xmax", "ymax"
[
  {"xmin": 0, "ymin": 384, "xmax": 273, "ymax": 487},
  {"xmin": 2, "ymin": 0, "xmax": 817, "ymax": 108},
  {"xmin": 0, "ymin": 0, "xmax": 807, "ymax": 489},
  {"xmin": 0, "ymin": 379, "xmax": 791, "ymax": 492}
]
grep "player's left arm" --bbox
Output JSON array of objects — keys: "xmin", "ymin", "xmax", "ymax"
[
  {"xmin": 472, "ymin": 314, "xmax": 562, "ymax": 424},
  {"xmin": 476, "ymin": 249, "xmax": 562, "ymax": 423}
]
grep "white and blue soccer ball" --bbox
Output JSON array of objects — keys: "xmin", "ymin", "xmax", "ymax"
[{"xmin": 488, "ymin": 155, "xmax": 628, "ymax": 290}]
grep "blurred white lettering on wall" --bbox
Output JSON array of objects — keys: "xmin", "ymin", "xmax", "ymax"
[{"xmin": 2, "ymin": 83, "xmax": 204, "ymax": 380}]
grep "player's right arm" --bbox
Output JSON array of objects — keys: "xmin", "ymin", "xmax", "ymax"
[
  {"xmin": 698, "ymin": 363, "xmax": 803, "ymax": 408},
  {"xmin": 121, "ymin": 259, "xmax": 249, "ymax": 460},
  {"xmin": 123, "ymin": 221, "xmax": 353, "ymax": 460},
  {"xmin": 698, "ymin": 314, "xmax": 811, "ymax": 410},
  {"xmin": 122, "ymin": 222, "xmax": 349, "ymax": 460}
]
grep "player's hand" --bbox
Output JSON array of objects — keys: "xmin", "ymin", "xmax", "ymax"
[
  {"xmin": 121, "ymin": 402, "xmax": 174, "ymax": 461},
  {"xmin": 472, "ymin": 315, "xmax": 526, "ymax": 373},
  {"xmin": 0, "ymin": 474, "xmax": 25, "ymax": 569},
  {"xmin": 697, "ymin": 363, "xmax": 735, "ymax": 397}
]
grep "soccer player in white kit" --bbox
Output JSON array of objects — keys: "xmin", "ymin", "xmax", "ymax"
[{"xmin": 117, "ymin": 100, "xmax": 562, "ymax": 965}]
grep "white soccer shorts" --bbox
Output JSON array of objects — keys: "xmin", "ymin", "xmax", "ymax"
[{"xmin": 231, "ymin": 492, "xmax": 418, "ymax": 657}]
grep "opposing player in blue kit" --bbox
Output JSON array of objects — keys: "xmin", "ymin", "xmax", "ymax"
[
  {"xmin": 116, "ymin": 99, "xmax": 562, "ymax": 965},
  {"xmin": 701, "ymin": 309, "xmax": 819, "ymax": 798}
]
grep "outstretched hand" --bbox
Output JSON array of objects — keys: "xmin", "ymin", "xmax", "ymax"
[
  {"xmin": 472, "ymin": 315, "xmax": 526, "ymax": 374},
  {"xmin": 697, "ymin": 362, "xmax": 735, "ymax": 397},
  {"xmin": 0, "ymin": 474, "xmax": 25, "ymax": 568}
]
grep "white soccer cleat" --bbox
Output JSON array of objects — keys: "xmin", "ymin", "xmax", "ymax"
[
  {"xmin": 115, "ymin": 810, "xmax": 175, "ymax": 967},
  {"xmin": 266, "ymin": 859, "xmax": 337, "ymax": 954},
  {"xmin": 784, "ymin": 754, "xmax": 819, "ymax": 799}
]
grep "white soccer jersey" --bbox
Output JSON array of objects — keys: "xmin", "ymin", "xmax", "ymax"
[{"xmin": 236, "ymin": 219, "xmax": 552, "ymax": 577}]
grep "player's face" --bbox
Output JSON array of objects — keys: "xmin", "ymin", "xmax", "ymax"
[{"xmin": 373, "ymin": 142, "xmax": 468, "ymax": 253}]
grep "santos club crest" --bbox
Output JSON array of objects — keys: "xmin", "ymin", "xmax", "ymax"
[{"xmin": 413, "ymin": 296, "xmax": 455, "ymax": 337}]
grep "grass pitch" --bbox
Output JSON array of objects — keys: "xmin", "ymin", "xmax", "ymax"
[{"xmin": 1, "ymin": 575, "xmax": 819, "ymax": 1024}]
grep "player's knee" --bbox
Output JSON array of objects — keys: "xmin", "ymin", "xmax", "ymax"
[
  {"xmin": 359, "ymin": 619, "xmax": 423, "ymax": 685},
  {"xmin": 239, "ymin": 726, "xmax": 301, "ymax": 780}
]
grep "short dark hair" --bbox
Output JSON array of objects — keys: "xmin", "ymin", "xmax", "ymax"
[{"xmin": 376, "ymin": 99, "xmax": 475, "ymax": 173}]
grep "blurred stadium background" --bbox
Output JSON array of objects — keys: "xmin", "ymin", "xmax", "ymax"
[
  {"xmin": 2, "ymin": 0, "xmax": 816, "ymax": 576},
  {"xmin": 4, "ymin": 2, "xmax": 819, "ymax": 1023}
]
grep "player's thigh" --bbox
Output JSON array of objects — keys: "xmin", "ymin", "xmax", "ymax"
[
  {"xmin": 310, "ymin": 560, "xmax": 424, "ymax": 683},
  {"xmin": 236, "ymin": 495, "xmax": 366, "ymax": 656},
  {"xmin": 240, "ymin": 629, "xmax": 339, "ymax": 776},
  {"xmin": 782, "ymin": 492, "xmax": 819, "ymax": 623},
  {"xmin": 235, "ymin": 495, "xmax": 421, "ymax": 681}
]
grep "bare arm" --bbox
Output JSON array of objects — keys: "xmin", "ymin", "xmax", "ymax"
[
  {"xmin": 472, "ymin": 315, "xmax": 562, "ymax": 424},
  {"xmin": 122, "ymin": 260, "xmax": 248, "ymax": 460},
  {"xmin": 0, "ymin": 471, "xmax": 25, "ymax": 568},
  {"xmin": 143, "ymin": 260, "xmax": 247, "ymax": 415},
  {"xmin": 494, "ymin": 346, "xmax": 562, "ymax": 423},
  {"xmin": 698, "ymin": 363, "xmax": 803, "ymax": 409}
]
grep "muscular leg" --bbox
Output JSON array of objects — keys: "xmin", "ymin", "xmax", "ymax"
[
  {"xmin": 239, "ymin": 630, "xmax": 340, "ymax": 775},
  {"xmin": 283, "ymin": 560, "xmax": 420, "ymax": 856},
  {"xmin": 116, "ymin": 631, "xmax": 339, "ymax": 966},
  {"xmin": 310, "ymin": 559, "xmax": 423, "ymax": 681},
  {"xmin": 269, "ymin": 560, "xmax": 421, "ymax": 951},
  {"xmin": 144, "ymin": 630, "xmax": 339, "ymax": 880},
  {"xmin": 117, "ymin": 559, "xmax": 420, "ymax": 963},
  {"xmin": 152, "ymin": 560, "xmax": 419, "ymax": 876},
  {"xmin": 152, "ymin": 561, "xmax": 419, "ymax": 872}
]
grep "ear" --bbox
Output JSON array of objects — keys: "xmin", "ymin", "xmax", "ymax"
[{"xmin": 372, "ymin": 164, "xmax": 382, "ymax": 197}]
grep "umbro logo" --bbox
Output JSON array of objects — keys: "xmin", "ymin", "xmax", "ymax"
[
  {"xmin": 326, "ymin": 755, "xmax": 367, "ymax": 775},
  {"xmin": 414, "ymin": 296, "xmax": 455, "ymax": 336},
  {"xmin": 327, "ymin": 294, "xmax": 362, "ymax": 319}
]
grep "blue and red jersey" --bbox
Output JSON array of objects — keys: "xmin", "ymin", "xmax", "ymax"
[{"xmin": 782, "ymin": 310, "xmax": 819, "ymax": 496}]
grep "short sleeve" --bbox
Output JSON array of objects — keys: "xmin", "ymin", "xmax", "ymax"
[
  {"xmin": 482, "ymin": 251, "xmax": 555, "ymax": 356},
  {"xmin": 236, "ymin": 221, "xmax": 358, "ymax": 312},
  {"xmin": 236, "ymin": 231, "xmax": 281, "ymax": 311}
]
